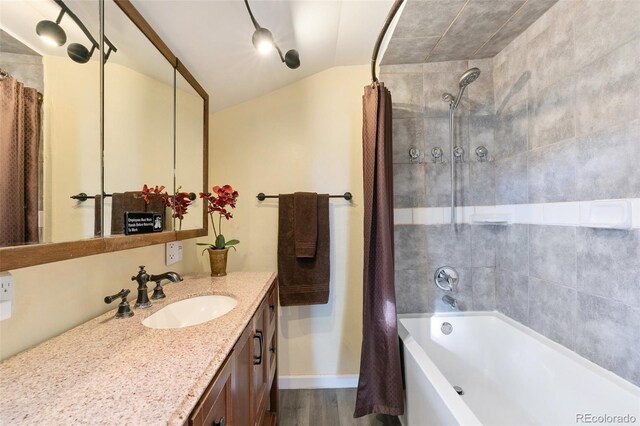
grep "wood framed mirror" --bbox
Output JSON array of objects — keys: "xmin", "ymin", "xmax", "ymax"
[{"xmin": 0, "ymin": 0, "xmax": 208, "ymax": 271}]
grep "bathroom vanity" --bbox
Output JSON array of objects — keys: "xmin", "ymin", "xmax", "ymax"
[{"xmin": 0, "ymin": 272, "xmax": 278, "ymax": 426}]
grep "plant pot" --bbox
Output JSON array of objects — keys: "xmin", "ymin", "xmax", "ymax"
[{"xmin": 207, "ymin": 248, "xmax": 229, "ymax": 277}]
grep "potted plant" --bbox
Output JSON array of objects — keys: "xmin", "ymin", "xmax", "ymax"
[{"xmin": 198, "ymin": 185, "xmax": 239, "ymax": 276}]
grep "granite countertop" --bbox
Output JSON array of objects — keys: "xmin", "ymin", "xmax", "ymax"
[{"xmin": 0, "ymin": 271, "xmax": 277, "ymax": 426}]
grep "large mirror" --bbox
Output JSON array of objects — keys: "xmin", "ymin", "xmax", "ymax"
[
  {"xmin": 175, "ymin": 72, "xmax": 205, "ymax": 231},
  {"xmin": 103, "ymin": 0, "xmax": 175, "ymax": 237},
  {"xmin": 0, "ymin": 0, "xmax": 101, "ymax": 246},
  {"xmin": 0, "ymin": 0, "xmax": 208, "ymax": 271}
]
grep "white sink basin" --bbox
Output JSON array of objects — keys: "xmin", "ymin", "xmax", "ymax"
[{"xmin": 142, "ymin": 295, "xmax": 237, "ymax": 329}]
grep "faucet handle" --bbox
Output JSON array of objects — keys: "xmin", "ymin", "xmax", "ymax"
[
  {"xmin": 132, "ymin": 266, "xmax": 149, "ymax": 282},
  {"xmin": 104, "ymin": 288, "xmax": 134, "ymax": 319}
]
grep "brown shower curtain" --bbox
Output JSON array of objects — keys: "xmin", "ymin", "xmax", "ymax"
[
  {"xmin": 355, "ymin": 82, "xmax": 404, "ymax": 417},
  {"xmin": 0, "ymin": 74, "xmax": 41, "ymax": 246}
]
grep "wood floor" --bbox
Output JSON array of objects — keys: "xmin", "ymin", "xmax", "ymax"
[{"xmin": 279, "ymin": 388, "xmax": 401, "ymax": 426}]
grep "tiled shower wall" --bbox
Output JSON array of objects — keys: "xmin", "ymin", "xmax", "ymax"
[{"xmin": 385, "ymin": 0, "xmax": 640, "ymax": 386}]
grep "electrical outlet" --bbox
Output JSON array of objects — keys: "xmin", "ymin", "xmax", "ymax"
[
  {"xmin": 0, "ymin": 272, "xmax": 15, "ymax": 320},
  {"xmin": 166, "ymin": 241, "xmax": 183, "ymax": 266}
]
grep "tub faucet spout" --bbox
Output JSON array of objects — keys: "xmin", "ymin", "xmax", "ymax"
[{"xmin": 442, "ymin": 294, "xmax": 458, "ymax": 310}]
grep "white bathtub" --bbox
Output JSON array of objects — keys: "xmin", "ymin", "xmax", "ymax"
[{"xmin": 398, "ymin": 312, "xmax": 640, "ymax": 426}]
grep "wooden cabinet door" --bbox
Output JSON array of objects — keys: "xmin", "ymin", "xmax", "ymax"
[
  {"xmin": 190, "ymin": 355, "xmax": 232, "ymax": 426},
  {"xmin": 232, "ymin": 324, "xmax": 252, "ymax": 426},
  {"xmin": 251, "ymin": 301, "xmax": 268, "ymax": 426}
]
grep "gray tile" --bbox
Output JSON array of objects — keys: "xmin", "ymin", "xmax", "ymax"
[
  {"xmin": 424, "ymin": 114, "xmax": 469, "ymax": 157},
  {"xmin": 495, "ymin": 152, "xmax": 528, "ymax": 205},
  {"xmin": 430, "ymin": 0, "xmax": 526, "ymax": 61},
  {"xmin": 391, "ymin": 0, "xmax": 466, "ymax": 39},
  {"xmin": 425, "ymin": 162, "xmax": 468, "ymax": 208},
  {"xmin": 380, "ymin": 64, "xmax": 424, "ymax": 74},
  {"xmin": 472, "ymin": 267, "xmax": 496, "ymax": 311},
  {"xmin": 393, "ymin": 163, "xmax": 427, "ymax": 208},
  {"xmin": 527, "ymin": 16, "xmax": 574, "ymax": 94},
  {"xmin": 467, "ymin": 68, "xmax": 494, "ymax": 116},
  {"xmin": 575, "ymin": 120, "xmax": 640, "ymax": 200},
  {"xmin": 573, "ymin": 0, "xmax": 640, "ymax": 69},
  {"xmin": 394, "ymin": 225, "xmax": 427, "ymax": 271},
  {"xmin": 494, "ymin": 100, "xmax": 528, "ymax": 159},
  {"xmin": 528, "ymin": 277, "xmax": 576, "ymax": 350},
  {"xmin": 528, "ymin": 78, "xmax": 576, "ymax": 150},
  {"xmin": 476, "ymin": 0, "xmax": 558, "ymax": 58},
  {"xmin": 577, "ymin": 228, "xmax": 640, "ymax": 309},
  {"xmin": 575, "ymin": 293, "xmax": 640, "ymax": 387},
  {"xmin": 575, "ymin": 39, "xmax": 640, "ymax": 137},
  {"xmin": 493, "ymin": 47, "xmax": 530, "ymax": 113},
  {"xmin": 422, "ymin": 60, "xmax": 469, "ymax": 74},
  {"xmin": 427, "ymin": 266, "xmax": 473, "ymax": 312},
  {"xmin": 425, "ymin": 162, "xmax": 451, "ymax": 207},
  {"xmin": 496, "ymin": 268, "xmax": 529, "ymax": 325},
  {"xmin": 496, "ymin": 224, "xmax": 529, "ymax": 273},
  {"xmin": 466, "ymin": 161, "xmax": 495, "ymax": 206},
  {"xmin": 381, "ymin": 37, "xmax": 439, "ymax": 65},
  {"xmin": 471, "ymin": 225, "xmax": 499, "ymax": 267},
  {"xmin": 395, "ymin": 269, "xmax": 429, "ymax": 314},
  {"xmin": 380, "ymin": 72, "xmax": 423, "ymax": 118},
  {"xmin": 527, "ymin": 140, "xmax": 578, "ymax": 203},
  {"xmin": 425, "ymin": 224, "xmax": 471, "ymax": 267},
  {"xmin": 393, "ymin": 118, "xmax": 424, "ymax": 164},
  {"xmin": 469, "ymin": 115, "xmax": 496, "ymax": 158},
  {"xmin": 528, "ymin": 225, "xmax": 577, "ymax": 287}
]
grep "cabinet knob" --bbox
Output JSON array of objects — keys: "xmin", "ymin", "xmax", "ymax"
[
  {"xmin": 269, "ymin": 304, "xmax": 275, "ymax": 310},
  {"xmin": 213, "ymin": 416, "xmax": 225, "ymax": 426},
  {"xmin": 269, "ymin": 346, "xmax": 276, "ymax": 353}
]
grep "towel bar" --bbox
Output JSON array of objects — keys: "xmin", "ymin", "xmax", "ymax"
[{"xmin": 256, "ymin": 192, "xmax": 352, "ymax": 201}]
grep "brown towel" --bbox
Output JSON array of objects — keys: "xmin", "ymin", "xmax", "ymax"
[
  {"xmin": 278, "ymin": 193, "xmax": 330, "ymax": 306},
  {"xmin": 294, "ymin": 192, "xmax": 318, "ymax": 258},
  {"xmin": 110, "ymin": 191, "xmax": 166, "ymax": 234}
]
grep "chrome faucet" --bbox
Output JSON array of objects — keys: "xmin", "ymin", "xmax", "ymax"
[
  {"xmin": 442, "ymin": 294, "xmax": 458, "ymax": 310},
  {"xmin": 131, "ymin": 266, "xmax": 183, "ymax": 308}
]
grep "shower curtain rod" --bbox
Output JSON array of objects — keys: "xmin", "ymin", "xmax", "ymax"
[
  {"xmin": 256, "ymin": 192, "xmax": 353, "ymax": 201},
  {"xmin": 371, "ymin": 0, "xmax": 405, "ymax": 83}
]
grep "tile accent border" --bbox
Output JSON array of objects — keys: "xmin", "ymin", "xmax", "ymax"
[{"xmin": 394, "ymin": 199, "xmax": 640, "ymax": 229}]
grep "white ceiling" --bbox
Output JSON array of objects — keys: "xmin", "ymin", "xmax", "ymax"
[{"xmin": 131, "ymin": 0, "xmax": 395, "ymax": 112}]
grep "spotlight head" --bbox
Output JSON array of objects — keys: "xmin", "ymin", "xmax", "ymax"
[
  {"xmin": 284, "ymin": 49, "xmax": 300, "ymax": 69},
  {"xmin": 67, "ymin": 43, "xmax": 93, "ymax": 64},
  {"xmin": 252, "ymin": 27, "xmax": 274, "ymax": 55},
  {"xmin": 36, "ymin": 20, "xmax": 67, "ymax": 47}
]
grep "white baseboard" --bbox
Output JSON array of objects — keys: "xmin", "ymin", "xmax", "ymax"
[{"xmin": 279, "ymin": 374, "xmax": 359, "ymax": 389}]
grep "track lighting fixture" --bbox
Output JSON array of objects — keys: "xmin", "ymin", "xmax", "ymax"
[
  {"xmin": 36, "ymin": 0, "xmax": 117, "ymax": 64},
  {"xmin": 243, "ymin": 0, "xmax": 300, "ymax": 69},
  {"xmin": 36, "ymin": 9, "xmax": 67, "ymax": 46}
]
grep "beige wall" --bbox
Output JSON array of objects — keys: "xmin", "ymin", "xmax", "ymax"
[
  {"xmin": 200, "ymin": 65, "xmax": 368, "ymax": 376},
  {"xmin": 0, "ymin": 241, "xmax": 200, "ymax": 360}
]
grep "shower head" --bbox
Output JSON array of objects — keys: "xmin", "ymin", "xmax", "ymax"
[
  {"xmin": 459, "ymin": 67, "xmax": 481, "ymax": 88},
  {"xmin": 452, "ymin": 67, "xmax": 481, "ymax": 109}
]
